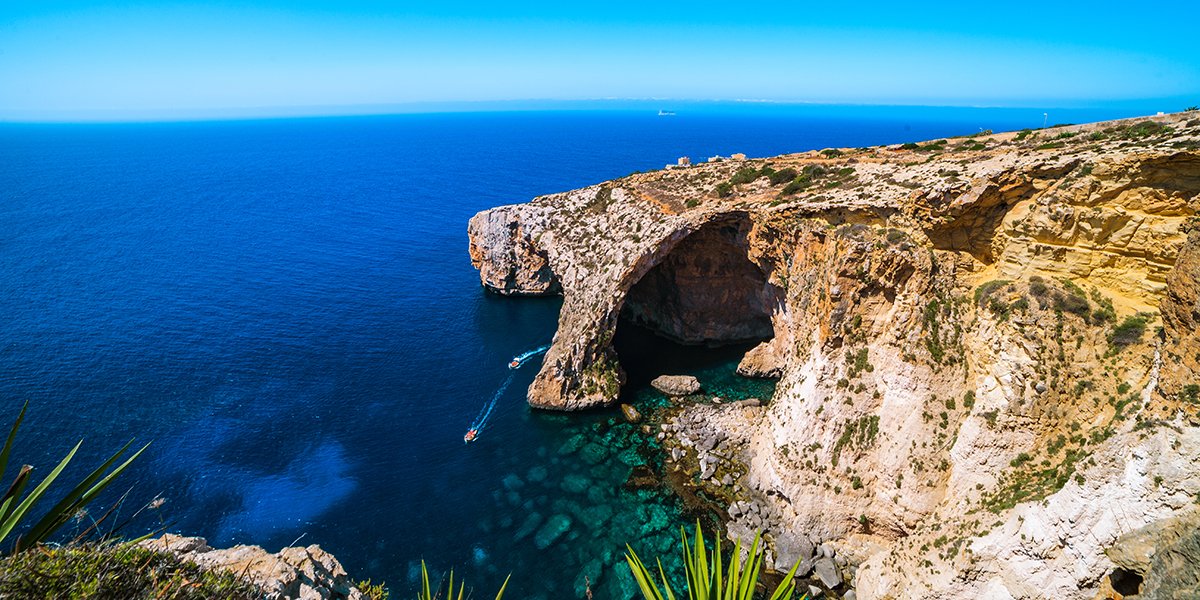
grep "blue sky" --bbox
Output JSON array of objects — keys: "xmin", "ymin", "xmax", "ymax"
[{"xmin": 1, "ymin": 1, "xmax": 1197, "ymax": 120}]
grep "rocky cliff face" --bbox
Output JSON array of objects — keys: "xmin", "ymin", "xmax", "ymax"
[{"xmin": 468, "ymin": 112, "xmax": 1200, "ymax": 598}]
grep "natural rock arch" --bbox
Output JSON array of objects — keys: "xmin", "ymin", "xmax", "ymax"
[{"xmin": 610, "ymin": 214, "xmax": 783, "ymax": 389}]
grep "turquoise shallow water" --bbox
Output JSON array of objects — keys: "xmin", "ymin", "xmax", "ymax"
[{"xmin": 0, "ymin": 106, "xmax": 1146, "ymax": 598}]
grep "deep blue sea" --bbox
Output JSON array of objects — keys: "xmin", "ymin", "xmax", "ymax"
[{"xmin": 0, "ymin": 105, "xmax": 1146, "ymax": 598}]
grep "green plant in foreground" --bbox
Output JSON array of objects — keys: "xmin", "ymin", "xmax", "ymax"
[
  {"xmin": 0, "ymin": 402, "xmax": 149, "ymax": 555},
  {"xmin": 0, "ymin": 542, "xmax": 259, "ymax": 599},
  {"xmin": 625, "ymin": 523, "xmax": 804, "ymax": 600},
  {"xmin": 418, "ymin": 560, "xmax": 509, "ymax": 600}
]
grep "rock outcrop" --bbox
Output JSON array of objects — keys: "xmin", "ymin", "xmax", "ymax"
[
  {"xmin": 141, "ymin": 534, "xmax": 364, "ymax": 600},
  {"xmin": 650, "ymin": 375, "xmax": 702, "ymax": 396},
  {"xmin": 469, "ymin": 112, "xmax": 1200, "ymax": 599}
]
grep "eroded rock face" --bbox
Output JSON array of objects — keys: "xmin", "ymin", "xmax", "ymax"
[
  {"xmin": 467, "ymin": 204, "xmax": 560, "ymax": 295},
  {"xmin": 140, "ymin": 534, "xmax": 363, "ymax": 600},
  {"xmin": 621, "ymin": 219, "xmax": 778, "ymax": 344},
  {"xmin": 468, "ymin": 112, "xmax": 1200, "ymax": 598}
]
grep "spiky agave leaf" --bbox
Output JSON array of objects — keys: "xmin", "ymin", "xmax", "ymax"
[
  {"xmin": 0, "ymin": 402, "xmax": 28, "ymax": 484},
  {"xmin": 626, "ymin": 543, "xmax": 668, "ymax": 600},
  {"xmin": 19, "ymin": 440, "xmax": 150, "ymax": 550},
  {"xmin": 494, "ymin": 573, "xmax": 511, "ymax": 600},
  {"xmin": 627, "ymin": 522, "xmax": 804, "ymax": 600},
  {"xmin": 0, "ymin": 440, "xmax": 80, "ymax": 547}
]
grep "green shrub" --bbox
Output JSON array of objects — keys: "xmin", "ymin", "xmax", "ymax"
[
  {"xmin": 729, "ymin": 167, "xmax": 762, "ymax": 185},
  {"xmin": 1029, "ymin": 276, "xmax": 1048, "ymax": 296},
  {"xmin": 974, "ymin": 280, "xmax": 1010, "ymax": 305},
  {"xmin": 1181, "ymin": 384, "xmax": 1200, "ymax": 404},
  {"xmin": 768, "ymin": 168, "xmax": 797, "ymax": 185},
  {"xmin": 1110, "ymin": 314, "xmax": 1152, "ymax": 350},
  {"xmin": 715, "ymin": 182, "xmax": 734, "ymax": 198}
]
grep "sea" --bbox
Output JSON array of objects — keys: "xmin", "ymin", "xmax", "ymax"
[{"xmin": 0, "ymin": 103, "xmax": 1147, "ymax": 598}]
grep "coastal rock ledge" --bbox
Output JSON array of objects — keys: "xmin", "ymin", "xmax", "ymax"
[
  {"xmin": 469, "ymin": 112, "xmax": 1200, "ymax": 599},
  {"xmin": 140, "ymin": 534, "xmax": 364, "ymax": 600}
]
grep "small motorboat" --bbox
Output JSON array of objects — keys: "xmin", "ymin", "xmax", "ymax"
[
  {"xmin": 464, "ymin": 429, "xmax": 478, "ymax": 443},
  {"xmin": 509, "ymin": 358, "xmax": 522, "ymax": 369}
]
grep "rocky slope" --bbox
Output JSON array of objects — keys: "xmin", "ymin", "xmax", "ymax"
[{"xmin": 468, "ymin": 112, "xmax": 1200, "ymax": 599}]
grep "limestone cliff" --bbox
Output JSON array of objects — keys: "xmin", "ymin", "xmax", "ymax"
[{"xmin": 468, "ymin": 112, "xmax": 1200, "ymax": 599}]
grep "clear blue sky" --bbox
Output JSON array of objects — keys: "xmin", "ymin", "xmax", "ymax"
[{"xmin": 1, "ymin": 1, "xmax": 1198, "ymax": 120}]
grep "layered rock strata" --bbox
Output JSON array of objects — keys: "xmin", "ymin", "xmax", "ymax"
[{"xmin": 469, "ymin": 112, "xmax": 1200, "ymax": 599}]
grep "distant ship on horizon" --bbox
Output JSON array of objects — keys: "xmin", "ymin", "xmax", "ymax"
[{"xmin": 657, "ymin": 109, "xmax": 676, "ymax": 116}]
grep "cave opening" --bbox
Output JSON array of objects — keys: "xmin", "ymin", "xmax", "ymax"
[
  {"xmin": 1108, "ymin": 568, "xmax": 1143, "ymax": 596},
  {"xmin": 614, "ymin": 217, "xmax": 781, "ymax": 396}
]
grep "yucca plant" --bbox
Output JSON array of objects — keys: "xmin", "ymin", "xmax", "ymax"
[
  {"xmin": 625, "ymin": 522, "xmax": 805, "ymax": 600},
  {"xmin": 417, "ymin": 560, "xmax": 510, "ymax": 600},
  {"xmin": 0, "ymin": 401, "xmax": 149, "ymax": 554}
]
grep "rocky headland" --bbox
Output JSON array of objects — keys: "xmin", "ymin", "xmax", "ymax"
[{"xmin": 468, "ymin": 112, "xmax": 1200, "ymax": 599}]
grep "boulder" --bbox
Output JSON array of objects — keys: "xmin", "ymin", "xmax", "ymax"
[
  {"xmin": 773, "ymin": 534, "xmax": 815, "ymax": 571},
  {"xmin": 813, "ymin": 557, "xmax": 842, "ymax": 589},
  {"xmin": 651, "ymin": 375, "xmax": 701, "ymax": 396},
  {"xmin": 737, "ymin": 340, "xmax": 783, "ymax": 378},
  {"xmin": 620, "ymin": 403, "xmax": 642, "ymax": 423}
]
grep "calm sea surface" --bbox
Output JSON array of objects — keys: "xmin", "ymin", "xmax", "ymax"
[{"xmin": 0, "ymin": 105, "xmax": 1142, "ymax": 598}]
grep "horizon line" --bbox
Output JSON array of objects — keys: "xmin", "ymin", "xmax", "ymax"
[{"xmin": 2, "ymin": 96, "xmax": 1196, "ymax": 125}]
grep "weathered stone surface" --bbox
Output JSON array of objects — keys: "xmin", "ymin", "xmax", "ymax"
[
  {"xmin": 651, "ymin": 375, "xmax": 701, "ymax": 396},
  {"xmin": 141, "ymin": 534, "xmax": 363, "ymax": 600}
]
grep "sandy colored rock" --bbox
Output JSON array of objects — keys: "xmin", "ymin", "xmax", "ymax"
[
  {"xmin": 651, "ymin": 375, "xmax": 701, "ymax": 396},
  {"xmin": 141, "ymin": 534, "xmax": 363, "ymax": 600}
]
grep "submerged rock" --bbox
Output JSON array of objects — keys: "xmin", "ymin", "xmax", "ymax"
[
  {"xmin": 579, "ymin": 443, "xmax": 608, "ymax": 465},
  {"xmin": 514, "ymin": 513, "xmax": 544, "ymax": 541},
  {"xmin": 534, "ymin": 514, "xmax": 573, "ymax": 549},
  {"xmin": 651, "ymin": 375, "xmax": 701, "ymax": 396},
  {"xmin": 561, "ymin": 473, "xmax": 590, "ymax": 495}
]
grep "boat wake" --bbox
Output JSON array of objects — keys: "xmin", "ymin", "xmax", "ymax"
[
  {"xmin": 509, "ymin": 344, "xmax": 550, "ymax": 369},
  {"xmin": 466, "ymin": 345, "xmax": 550, "ymax": 443}
]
